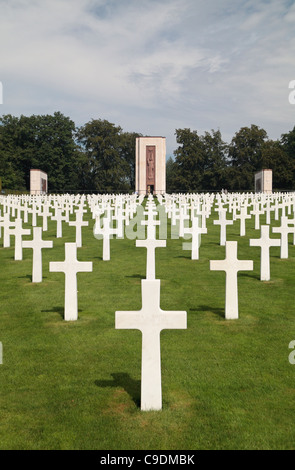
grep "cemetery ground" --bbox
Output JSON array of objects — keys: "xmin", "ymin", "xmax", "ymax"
[{"xmin": 0, "ymin": 198, "xmax": 295, "ymax": 450}]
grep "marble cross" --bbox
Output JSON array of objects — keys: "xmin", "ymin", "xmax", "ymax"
[
  {"xmin": 2, "ymin": 213, "xmax": 16, "ymax": 248},
  {"xmin": 11, "ymin": 217, "xmax": 31, "ymax": 260},
  {"xmin": 23, "ymin": 227, "xmax": 53, "ymax": 282},
  {"xmin": 213, "ymin": 208, "xmax": 233, "ymax": 245},
  {"xmin": 112, "ymin": 206, "xmax": 126, "ymax": 239},
  {"xmin": 115, "ymin": 279, "xmax": 186, "ymax": 411},
  {"xmin": 49, "ymin": 242, "xmax": 92, "ymax": 321},
  {"xmin": 272, "ymin": 215, "xmax": 295, "ymax": 259},
  {"xmin": 236, "ymin": 205, "xmax": 251, "ymax": 236},
  {"xmin": 51, "ymin": 208, "xmax": 67, "ymax": 238},
  {"xmin": 94, "ymin": 215, "xmax": 117, "ymax": 261},
  {"xmin": 183, "ymin": 215, "xmax": 207, "ymax": 259},
  {"xmin": 250, "ymin": 203, "xmax": 264, "ymax": 230},
  {"xmin": 210, "ymin": 241, "xmax": 253, "ymax": 319},
  {"xmin": 69, "ymin": 211, "xmax": 88, "ymax": 248},
  {"xmin": 136, "ymin": 238, "xmax": 166, "ymax": 280},
  {"xmin": 141, "ymin": 209, "xmax": 160, "ymax": 240},
  {"xmin": 30, "ymin": 203, "xmax": 38, "ymax": 227},
  {"xmin": 177, "ymin": 205, "xmax": 189, "ymax": 237},
  {"xmin": 249, "ymin": 225, "xmax": 281, "ymax": 281},
  {"xmin": 40, "ymin": 203, "xmax": 51, "ymax": 231}
]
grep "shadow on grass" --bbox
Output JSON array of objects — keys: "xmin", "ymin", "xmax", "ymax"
[
  {"xmin": 126, "ymin": 274, "xmax": 145, "ymax": 279},
  {"xmin": 41, "ymin": 306, "xmax": 82, "ymax": 318},
  {"xmin": 190, "ymin": 305, "xmax": 224, "ymax": 318},
  {"xmin": 95, "ymin": 373, "xmax": 141, "ymax": 408},
  {"xmin": 18, "ymin": 274, "xmax": 32, "ymax": 281},
  {"xmin": 239, "ymin": 272, "xmax": 260, "ymax": 281}
]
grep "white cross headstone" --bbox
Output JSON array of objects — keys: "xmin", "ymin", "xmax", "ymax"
[
  {"xmin": 136, "ymin": 238, "xmax": 166, "ymax": 280},
  {"xmin": 272, "ymin": 215, "xmax": 295, "ymax": 259},
  {"xmin": 2, "ymin": 213, "xmax": 16, "ymax": 248},
  {"xmin": 115, "ymin": 279, "xmax": 186, "ymax": 411},
  {"xmin": 94, "ymin": 215, "xmax": 117, "ymax": 261},
  {"xmin": 49, "ymin": 242, "xmax": 93, "ymax": 321},
  {"xmin": 69, "ymin": 211, "xmax": 88, "ymax": 248},
  {"xmin": 141, "ymin": 209, "xmax": 160, "ymax": 240},
  {"xmin": 264, "ymin": 200, "xmax": 272, "ymax": 225},
  {"xmin": 30, "ymin": 203, "xmax": 38, "ymax": 227},
  {"xmin": 177, "ymin": 205, "xmax": 189, "ymax": 237},
  {"xmin": 213, "ymin": 209, "xmax": 233, "ymax": 245},
  {"xmin": 23, "ymin": 227, "xmax": 53, "ymax": 282},
  {"xmin": 40, "ymin": 203, "xmax": 51, "ymax": 231},
  {"xmin": 11, "ymin": 217, "xmax": 31, "ymax": 260},
  {"xmin": 236, "ymin": 205, "xmax": 251, "ymax": 236},
  {"xmin": 210, "ymin": 241, "xmax": 253, "ymax": 319},
  {"xmin": 183, "ymin": 215, "xmax": 207, "ymax": 260},
  {"xmin": 249, "ymin": 225, "xmax": 281, "ymax": 281},
  {"xmin": 51, "ymin": 209, "xmax": 67, "ymax": 238},
  {"xmin": 112, "ymin": 206, "xmax": 126, "ymax": 239},
  {"xmin": 250, "ymin": 203, "xmax": 264, "ymax": 230}
]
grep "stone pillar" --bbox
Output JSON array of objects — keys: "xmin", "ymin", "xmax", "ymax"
[
  {"xmin": 30, "ymin": 169, "xmax": 48, "ymax": 195},
  {"xmin": 254, "ymin": 169, "xmax": 272, "ymax": 194},
  {"xmin": 135, "ymin": 137, "xmax": 166, "ymax": 196}
]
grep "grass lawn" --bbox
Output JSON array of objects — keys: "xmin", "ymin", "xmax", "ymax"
[{"xmin": 0, "ymin": 196, "xmax": 295, "ymax": 450}]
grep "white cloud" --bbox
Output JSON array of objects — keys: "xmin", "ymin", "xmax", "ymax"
[{"xmin": 0, "ymin": 0, "xmax": 294, "ymax": 155}]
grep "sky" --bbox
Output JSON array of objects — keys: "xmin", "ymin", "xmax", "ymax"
[{"xmin": 0, "ymin": 0, "xmax": 295, "ymax": 156}]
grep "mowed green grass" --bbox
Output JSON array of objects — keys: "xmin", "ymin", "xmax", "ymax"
[{"xmin": 0, "ymin": 197, "xmax": 295, "ymax": 450}]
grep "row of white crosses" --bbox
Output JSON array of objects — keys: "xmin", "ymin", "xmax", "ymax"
[
  {"xmin": 163, "ymin": 191, "xmax": 295, "ymax": 320},
  {"xmin": 50, "ymin": 194, "xmax": 143, "ymax": 321},
  {"xmin": 0, "ymin": 195, "xmax": 93, "ymax": 321},
  {"xmin": 1, "ymin": 191, "xmax": 295, "ymax": 411},
  {"xmin": 92, "ymin": 193, "xmax": 142, "ymax": 260}
]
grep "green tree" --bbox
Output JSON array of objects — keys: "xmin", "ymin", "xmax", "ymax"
[
  {"xmin": 280, "ymin": 126, "xmax": 295, "ymax": 189},
  {"xmin": 261, "ymin": 139, "xmax": 292, "ymax": 190},
  {"xmin": 76, "ymin": 119, "xmax": 140, "ymax": 192},
  {"xmin": 118, "ymin": 131, "xmax": 141, "ymax": 190},
  {"xmin": 166, "ymin": 156, "xmax": 177, "ymax": 193},
  {"xmin": 171, "ymin": 128, "xmax": 229, "ymax": 192},
  {"xmin": 0, "ymin": 112, "xmax": 79, "ymax": 192},
  {"xmin": 201, "ymin": 129, "xmax": 229, "ymax": 190},
  {"xmin": 228, "ymin": 124, "xmax": 268, "ymax": 190},
  {"xmin": 172, "ymin": 128, "xmax": 206, "ymax": 191},
  {"xmin": 0, "ymin": 114, "xmax": 26, "ymax": 190}
]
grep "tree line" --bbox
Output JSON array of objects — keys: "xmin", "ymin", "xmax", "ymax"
[
  {"xmin": 0, "ymin": 112, "xmax": 140, "ymax": 193},
  {"xmin": 0, "ymin": 112, "xmax": 294, "ymax": 193},
  {"xmin": 168, "ymin": 125, "xmax": 295, "ymax": 192}
]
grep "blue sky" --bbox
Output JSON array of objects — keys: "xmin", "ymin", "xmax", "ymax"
[{"xmin": 0, "ymin": 0, "xmax": 295, "ymax": 156}]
